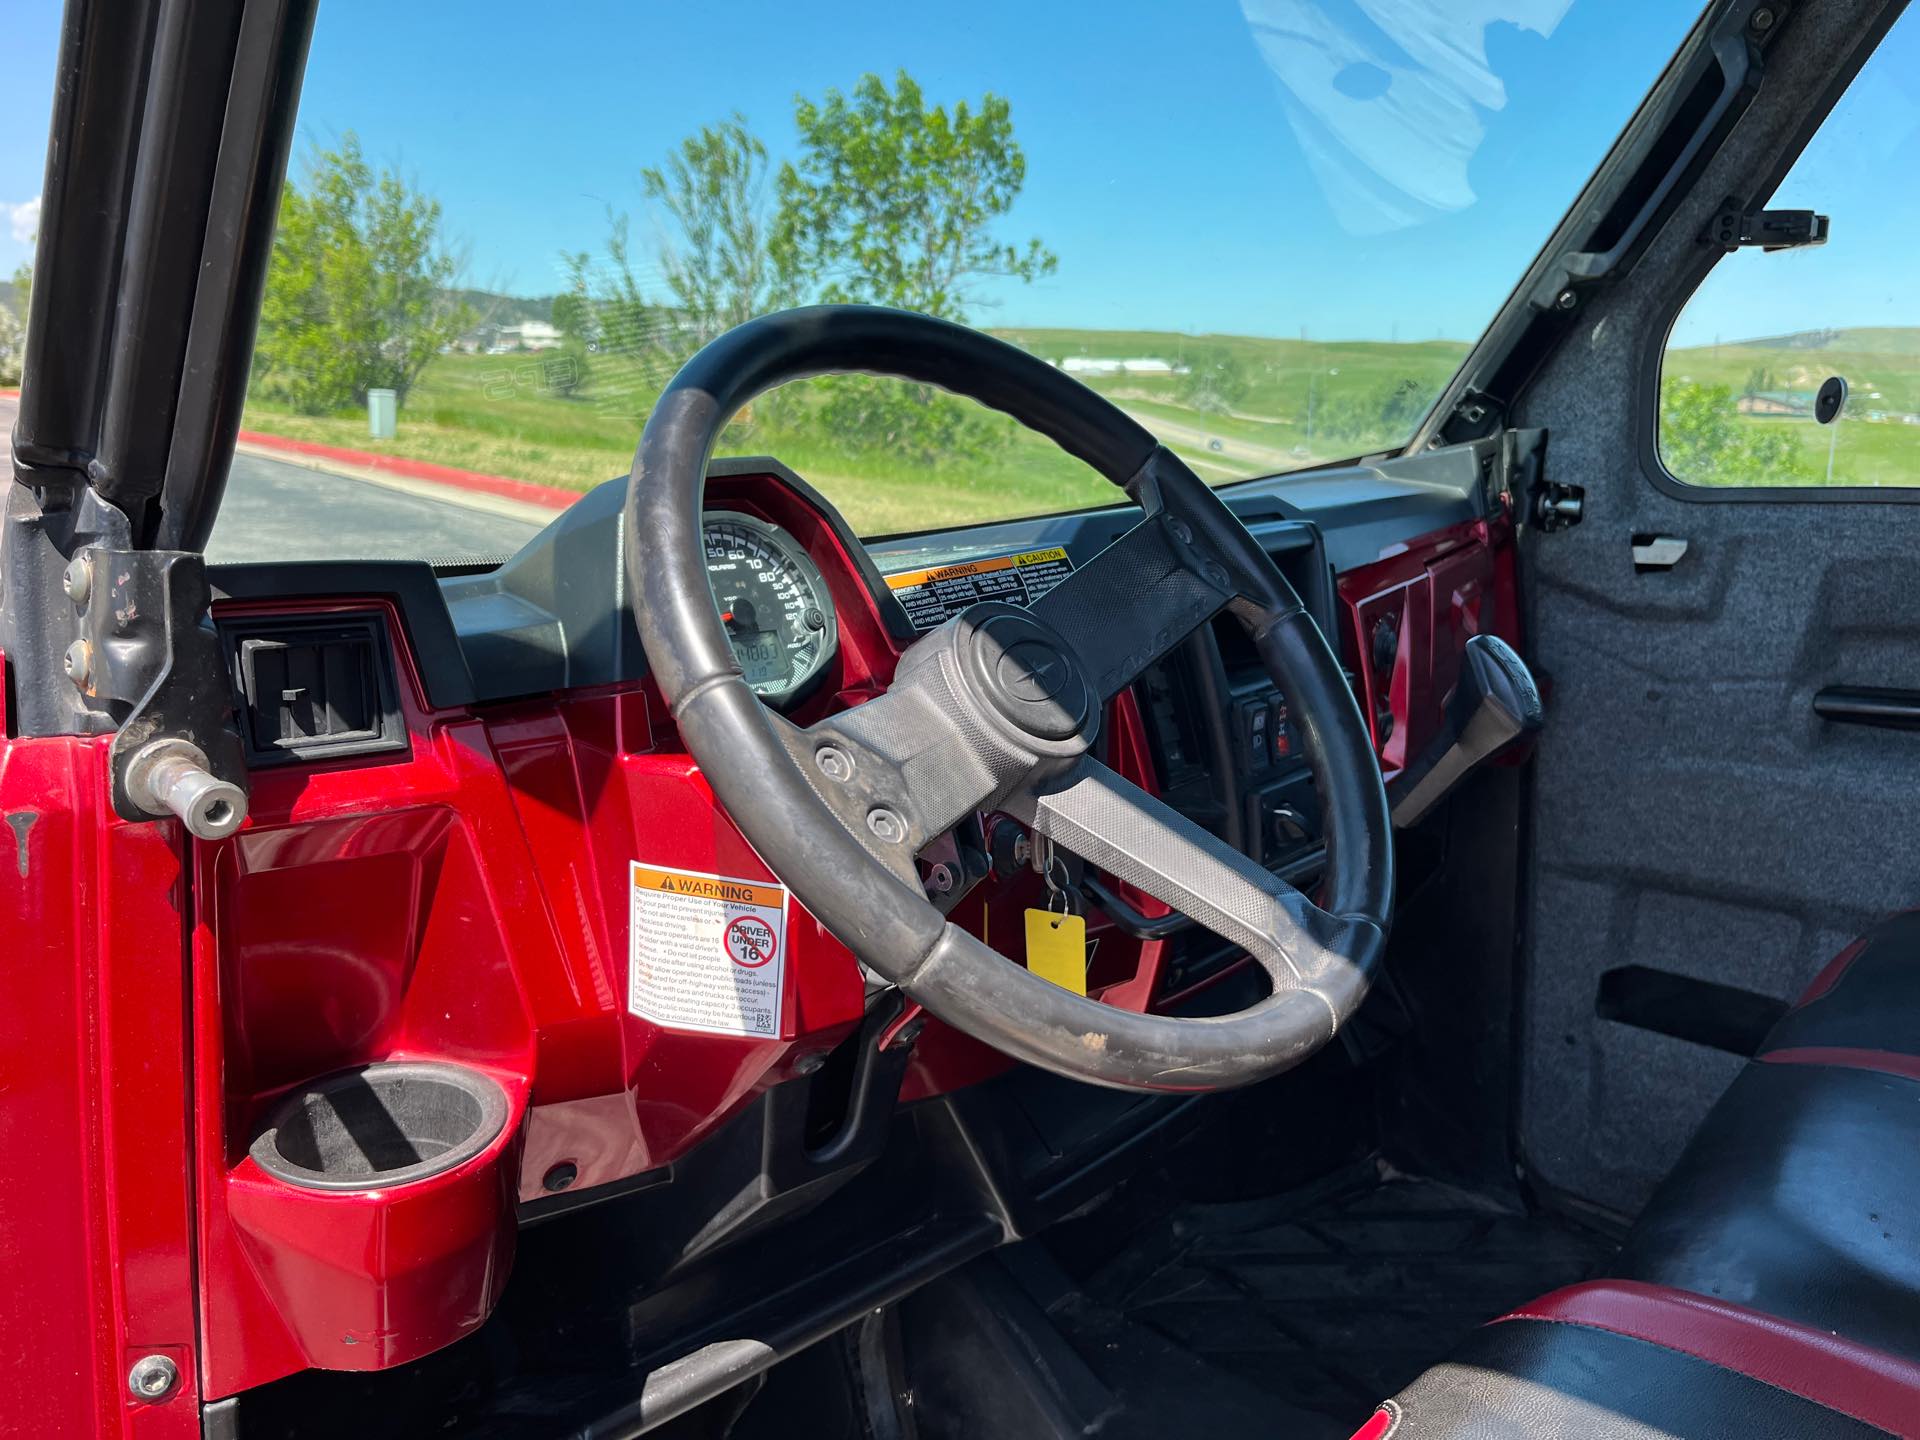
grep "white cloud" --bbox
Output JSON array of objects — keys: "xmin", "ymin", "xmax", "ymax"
[{"xmin": 6, "ymin": 196, "xmax": 41, "ymax": 247}]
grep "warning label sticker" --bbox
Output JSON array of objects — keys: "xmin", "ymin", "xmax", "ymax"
[
  {"xmin": 884, "ymin": 546, "xmax": 1075, "ymax": 632},
  {"xmin": 628, "ymin": 862, "xmax": 787, "ymax": 1038}
]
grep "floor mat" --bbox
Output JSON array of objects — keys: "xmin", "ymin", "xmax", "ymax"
[{"xmin": 1072, "ymin": 1160, "xmax": 1617, "ymax": 1426}]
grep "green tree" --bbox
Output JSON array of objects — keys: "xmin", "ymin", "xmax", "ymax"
[
  {"xmin": 1180, "ymin": 349, "xmax": 1249, "ymax": 415},
  {"xmin": 557, "ymin": 115, "xmax": 774, "ymax": 408},
  {"xmin": 1379, "ymin": 377, "xmax": 1434, "ymax": 437},
  {"xmin": 771, "ymin": 71, "xmax": 1057, "ymax": 462},
  {"xmin": 254, "ymin": 134, "xmax": 472, "ymax": 414},
  {"xmin": 642, "ymin": 114, "xmax": 773, "ymax": 348},
  {"xmin": 10, "ymin": 259, "xmax": 29, "ymax": 328},
  {"xmin": 0, "ymin": 260, "xmax": 28, "ymax": 385},
  {"xmin": 1308, "ymin": 378, "xmax": 1442, "ymax": 450},
  {"xmin": 547, "ymin": 266, "xmax": 595, "ymax": 398},
  {"xmin": 1661, "ymin": 379, "xmax": 1815, "ymax": 485},
  {"xmin": 773, "ymin": 70, "xmax": 1057, "ymax": 317}
]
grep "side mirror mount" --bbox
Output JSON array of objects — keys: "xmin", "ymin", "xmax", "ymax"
[
  {"xmin": 1816, "ymin": 375, "xmax": 1849, "ymax": 426},
  {"xmin": 1389, "ymin": 634, "xmax": 1543, "ymax": 829},
  {"xmin": 1816, "ymin": 375, "xmax": 1849, "ymax": 484}
]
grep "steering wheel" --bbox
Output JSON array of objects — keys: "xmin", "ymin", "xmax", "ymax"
[{"xmin": 626, "ymin": 306, "xmax": 1392, "ymax": 1092}]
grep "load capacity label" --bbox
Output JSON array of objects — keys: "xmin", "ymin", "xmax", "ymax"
[
  {"xmin": 884, "ymin": 546, "xmax": 1075, "ymax": 631},
  {"xmin": 628, "ymin": 862, "xmax": 786, "ymax": 1039}
]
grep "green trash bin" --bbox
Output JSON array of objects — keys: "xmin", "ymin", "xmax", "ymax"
[{"xmin": 367, "ymin": 388, "xmax": 397, "ymax": 440}]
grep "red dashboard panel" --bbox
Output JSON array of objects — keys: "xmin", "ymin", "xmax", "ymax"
[
  {"xmin": 182, "ymin": 470, "xmax": 1190, "ymax": 1397},
  {"xmin": 1336, "ymin": 513, "xmax": 1522, "ymax": 776}
]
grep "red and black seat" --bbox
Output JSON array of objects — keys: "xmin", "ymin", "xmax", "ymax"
[{"xmin": 1355, "ymin": 912, "xmax": 1920, "ymax": 1439}]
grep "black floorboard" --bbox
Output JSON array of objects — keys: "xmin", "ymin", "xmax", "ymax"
[{"xmin": 1061, "ymin": 1160, "xmax": 1616, "ymax": 1431}]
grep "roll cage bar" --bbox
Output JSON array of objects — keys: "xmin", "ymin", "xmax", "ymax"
[{"xmin": 2, "ymin": 0, "xmax": 314, "ymax": 826}]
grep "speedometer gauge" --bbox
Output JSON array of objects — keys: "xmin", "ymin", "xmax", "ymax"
[{"xmin": 702, "ymin": 513, "xmax": 839, "ymax": 703}]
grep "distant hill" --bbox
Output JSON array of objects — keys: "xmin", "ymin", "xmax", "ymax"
[
  {"xmin": 1715, "ymin": 327, "xmax": 1920, "ymax": 355},
  {"xmin": 446, "ymin": 288, "xmax": 555, "ymax": 325},
  {"xmin": 2, "ymin": 281, "xmax": 559, "ymax": 329},
  {"xmin": 992, "ymin": 326, "xmax": 1470, "ymax": 364},
  {"xmin": 1668, "ymin": 326, "xmax": 1920, "ymax": 416}
]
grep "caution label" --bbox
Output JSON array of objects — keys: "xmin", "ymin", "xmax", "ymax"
[
  {"xmin": 628, "ymin": 862, "xmax": 787, "ymax": 1038},
  {"xmin": 885, "ymin": 547, "xmax": 1075, "ymax": 631}
]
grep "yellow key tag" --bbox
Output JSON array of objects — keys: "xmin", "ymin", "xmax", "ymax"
[{"xmin": 1025, "ymin": 908, "xmax": 1088, "ymax": 995}]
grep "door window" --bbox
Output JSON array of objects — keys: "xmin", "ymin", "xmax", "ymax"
[{"xmin": 1660, "ymin": 10, "xmax": 1920, "ymax": 490}]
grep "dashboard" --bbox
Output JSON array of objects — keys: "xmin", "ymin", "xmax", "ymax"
[
  {"xmin": 191, "ymin": 439, "xmax": 1520, "ymax": 1395},
  {"xmin": 203, "ymin": 440, "xmax": 1517, "ymax": 1171},
  {"xmin": 223, "ymin": 450, "xmax": 1511, "ymax": 1000}
]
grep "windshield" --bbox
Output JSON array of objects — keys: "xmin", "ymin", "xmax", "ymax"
[{"xmin": 1, "ymin": 2, "xmax": 1705, "ymax": 553}]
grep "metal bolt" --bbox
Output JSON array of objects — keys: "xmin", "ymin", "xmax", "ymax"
[
  {"xmin": 1556, "ymin": 289, "xmax": 1578, "ymax": 310},
  {"xmin": 1203, "ymin": 561, "xmax": 1231, "ymax": 588},
  {"xmin": 1750, "ymin": 6, "xmax": 1775, "ymax": 30},
  {"xmin": 1166, "ymin": 517, "xmax": 1193, "ymax": 545},
  {"xmin": 542, "ymin": 1161, "xmax": 578, "ymax": 1193},
  {"xmin": 127, "ymin": 1354, "xmax": 179, "ymax": 1403},
  {"xmin": 63, "ymin": 640, "xmax": 92, "ymax": 688},
  {"xmin": 927, "ymin": 862, "xmax": 956, "ymax": 894},
  {"xmin": 62, "ymin": 556, "xmax": 91, "ymax": 605},
  {"xmin": 792, "ymin": 1050, "xmax": 829, "ymax": 1076},
  {"xmin": 815, "ymin": 746, "xmax": 854, "ymax": 783},
  {"xmin": 866, "ymin": 808, "xmax": 906, "ymax": 845},
  {"xmin": 124, "ymin": 738, "xmax": 249, "ymax": 840}
]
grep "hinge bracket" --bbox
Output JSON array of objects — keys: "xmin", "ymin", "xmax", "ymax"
[{"xmin": 1705, "ymin": 205, "xmax": 1829, "ymax": 252}]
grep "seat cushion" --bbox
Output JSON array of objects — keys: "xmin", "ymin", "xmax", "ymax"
[
  {"xmin": 1612, "ymin": 910, "xmax": 1920, "ymax": 1362},
  {"xmin": 1614, "ymin": 1056, "xmax": 1920, "ymax": 1363},
  {"xmin": 1366, "ymin": 1281, "xmax": 1920, "ymax": 1439},
  {"xmin": 1357, "ymin": 911, "xmax": 1920, "ymax": 1438},
  {"xmin": 1764, "ymin": 909, "xmax": 1920, "ymax": 1057}
]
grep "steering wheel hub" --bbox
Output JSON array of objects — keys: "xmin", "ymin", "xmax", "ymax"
[{"xmin": 961, "ymin": 606, "xmax": 1093, "ymax": 743}]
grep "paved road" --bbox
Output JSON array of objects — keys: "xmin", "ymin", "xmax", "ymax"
[
  {"xmin": 1114, "ymin": 403, "xmax": 1302, "ymax": 473},
  {"xmin": 208, "ymin": 450, "xmax": 549, "ymax": 564},
  {"xmin": 2, "ymin": 395, "xmax": 550, "ymax": 562}
]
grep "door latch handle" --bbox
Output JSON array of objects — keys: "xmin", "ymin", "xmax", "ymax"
[{"xmin": 1631, "ymin": 534, "xmax": 1689, "ymax": 571}]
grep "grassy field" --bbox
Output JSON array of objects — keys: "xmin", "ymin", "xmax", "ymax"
[
  {"xmin": 238, "ymin": 330, "xmax": 1469, "ymax": 534},
  {"xmin": 237, "ymin": 326, "xmax": 1920, "ymax": 533},
  {"xmin": 1666, "ymin": 330, "xmax": 1920, "ymax": 488}
]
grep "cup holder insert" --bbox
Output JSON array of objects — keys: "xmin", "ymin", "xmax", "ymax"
[{"xmin": 250, "ymin": 1063, "xmax": 509, "ymax": 1191}]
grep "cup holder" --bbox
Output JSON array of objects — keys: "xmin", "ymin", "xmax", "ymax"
[{"xmin": 250, "ymin": 1062, "xmax": 509, "ymax": 1191}]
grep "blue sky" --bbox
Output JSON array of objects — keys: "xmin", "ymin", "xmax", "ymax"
[{"xmin": 2, "ymin": 2, "xmax": 1912, "ymax": 346}]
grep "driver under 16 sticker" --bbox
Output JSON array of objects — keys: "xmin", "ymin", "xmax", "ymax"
[{"xmin": 629, "ymin": 862, "xmax": 787, "ymax": 1038}]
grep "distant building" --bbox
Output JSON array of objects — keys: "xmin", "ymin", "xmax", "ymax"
[
  {"xmin": 487, "ymin": 320, "xmax": 562, "ymax": 353},
  {"xmin": 1736, "ymin": 389, "xmax": 1814, "ymax": 416},
  {"xmin": 1057, "ymin": 356, "xmax": 1182, "ymax": 376}
]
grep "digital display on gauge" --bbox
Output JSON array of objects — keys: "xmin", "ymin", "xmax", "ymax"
[
  {"xmin": 702, "ymin": 513, "xmax": 839, "ymax": 701},
  {"xmin": 733, "ymin": 632, "xmax": 785, "ymax": 686}
]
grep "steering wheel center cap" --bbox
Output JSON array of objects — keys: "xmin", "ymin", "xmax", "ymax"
[
  {"xmin": 962, "ymin": 606, "xmax": 1092, "ymax": 743},
  {"xmin": 999, "ymin": 641, "xmax": 1068, "ymax": 702}
]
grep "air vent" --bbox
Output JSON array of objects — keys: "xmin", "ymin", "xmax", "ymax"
[{"xmin": 223, "ymin": 615, "xmax": 406, "ymax": 768}]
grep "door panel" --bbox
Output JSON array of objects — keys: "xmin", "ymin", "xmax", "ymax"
[{"xmin": 1510, "ymin": 0, "xmax": 1920, "ymax": 1215}]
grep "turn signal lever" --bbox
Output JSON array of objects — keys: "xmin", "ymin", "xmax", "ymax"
[{"xmin": 1388, "ymin": 635, "xmax": 1542, "ymax": 829}]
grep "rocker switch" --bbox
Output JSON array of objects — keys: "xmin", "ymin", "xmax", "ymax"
[{"xmin": 1244, "ymin": 702, "xmax": 1271, "ymax": 773}]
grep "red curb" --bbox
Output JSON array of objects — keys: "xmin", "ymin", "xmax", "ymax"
[
  {"xmin": 0, "ymin": 387, "xmax": 19, "ymax": 398},
  {"xmin": 235, "ymin": 428, "xmax": 583, "ymax": 510}
]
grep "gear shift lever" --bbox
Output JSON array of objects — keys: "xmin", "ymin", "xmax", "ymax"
[{"xmin": 1389, "ymin": 634, "xmax": 1542, "ymax": 829}]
